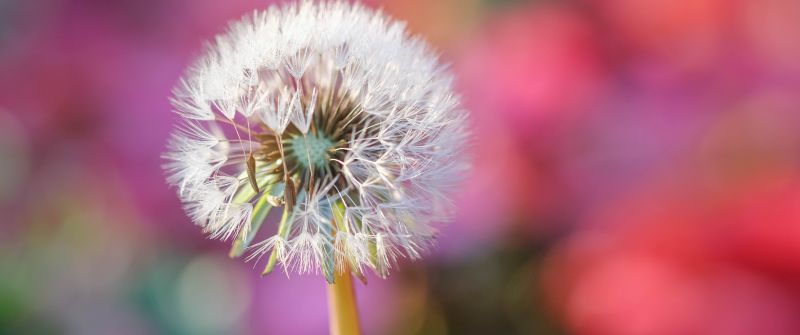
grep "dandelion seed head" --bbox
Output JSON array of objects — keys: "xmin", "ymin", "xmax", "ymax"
[{"xmin": 164, "ymin": 0, "xmax": 468, "ymax": 280}]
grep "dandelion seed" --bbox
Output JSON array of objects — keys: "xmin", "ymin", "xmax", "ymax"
[{"xmin": 164, "ymin": 0, "xmax": 468, "ymax": 281}]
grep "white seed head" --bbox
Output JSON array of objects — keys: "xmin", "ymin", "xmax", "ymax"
[{"xmin": 164, "ymin": 1, "xmax": 468, "ymax": 281}]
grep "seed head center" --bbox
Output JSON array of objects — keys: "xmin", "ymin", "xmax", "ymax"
[{"xmin": 287, "ymin": 132, "xmax": 335, "ymax": 170}]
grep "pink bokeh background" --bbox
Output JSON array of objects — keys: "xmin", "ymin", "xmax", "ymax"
[{"xmin": 1, "ymin": 0, "xmax": 799, "ymax": 334}]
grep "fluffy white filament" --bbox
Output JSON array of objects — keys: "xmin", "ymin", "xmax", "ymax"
[{"xmin": 164, "ymin": 0, "xmax": 468, "ymax": 280}]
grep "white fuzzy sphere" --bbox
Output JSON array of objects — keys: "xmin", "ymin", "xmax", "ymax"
[{"xmin": 164, "ymin": 1, "xmax": 468, "ymax": 281}]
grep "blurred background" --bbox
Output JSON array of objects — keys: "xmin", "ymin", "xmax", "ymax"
[{"xmin": 1, "ymin": 0, "xmax": 799, "ymax": 334}]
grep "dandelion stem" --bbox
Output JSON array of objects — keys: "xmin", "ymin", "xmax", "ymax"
[{"xmin": 327, "ymin": 269, "xmax": 361, "ymax": 335}]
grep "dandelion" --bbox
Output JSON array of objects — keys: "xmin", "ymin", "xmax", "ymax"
[{"xmin": 164, "ymin": 1, "xmax": 468, "ymax": 333}]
